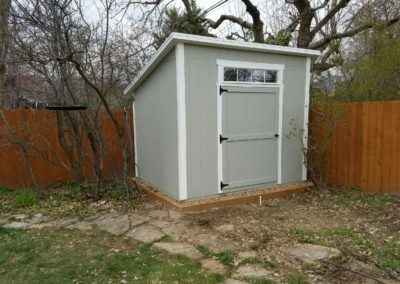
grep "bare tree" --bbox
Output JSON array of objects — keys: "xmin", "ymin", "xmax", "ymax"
[{"xmin": 10, "ymin": 0, "xmax": 144, "ymax": 189}]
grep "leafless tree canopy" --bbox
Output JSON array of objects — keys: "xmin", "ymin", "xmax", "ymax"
[
  {"xmin": 140, "ymin": 0, "xmax": 400, "ymax": 72},
  {"xmin": 1, "ymin": 0, "xmax": 154, "ymax": 187}
]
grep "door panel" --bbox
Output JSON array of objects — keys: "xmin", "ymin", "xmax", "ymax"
[
  {"xmin": 223, "ymin": 89, "xmax": 277, "ymax": 137},
  {"xmin": 223, "ymin": 139, "xmax": 277, "ymax": 188},
  {"xmin": 221, "ymin": 85, "xmax": 279, "ymax": 190}
]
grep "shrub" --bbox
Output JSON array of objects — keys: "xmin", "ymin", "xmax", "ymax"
[{"xmin": 335, "ymin": 31, "xmax": 400, "ymax": 102}]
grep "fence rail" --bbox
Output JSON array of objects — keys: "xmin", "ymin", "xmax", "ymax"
[{"xmin": 311, "ymin": 100, "xmax": 400, "ymax": 194}]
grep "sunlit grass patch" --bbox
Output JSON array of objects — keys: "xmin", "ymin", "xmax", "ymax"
[{"xmin": 0, "ymin": 229, "xmax": 224, "ymax": 284}]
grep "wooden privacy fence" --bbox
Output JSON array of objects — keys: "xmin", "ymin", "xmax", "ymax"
[
  {"xmin": 0, "ymin": 109, "xmax": 134, "ymax": 189},
  {"xmin": 311, "ymin": 100, "xmax": 400, "ymax": 194}
]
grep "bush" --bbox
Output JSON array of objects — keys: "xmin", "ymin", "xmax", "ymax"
[
  {"xmin": 335, "ymin": 30, "xmax": 400, "ymax": 102},
  {"xmin": 307, "ymin": 91, "xmax": 345, "ymax": 186}
]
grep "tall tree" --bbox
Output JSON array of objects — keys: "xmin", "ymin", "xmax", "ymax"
[
  {"xmin": 153, "ymin": 0, "xmax": 211, "ymax": 48},
  {"xmin": 207, "ymin": 0, "xmax": 400, "ymax": 72},
  {"xmin": 0, "ymin": 0, "xmax": 10, "ymax": 107}
]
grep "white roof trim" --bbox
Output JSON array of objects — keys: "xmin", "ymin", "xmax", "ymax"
[{"xmin": 124, "ymin": 33, "xmax": 321, "ymax": 95}]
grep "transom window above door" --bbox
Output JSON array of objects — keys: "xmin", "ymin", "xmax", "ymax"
[{"xmin": 224, "ymin": 67, "xmax": 278, "ymax": 83}]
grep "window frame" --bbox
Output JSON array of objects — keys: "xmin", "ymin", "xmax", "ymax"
[
  {"xmin": 217, "ymin": 60, "xmax": 284, "ymax": 86},
  {"xmin": 224, "ymin": 67, "xmax": 279, "ymax": 84}
]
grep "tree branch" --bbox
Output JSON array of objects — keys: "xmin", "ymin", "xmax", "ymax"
[
  {"xmin": 280, "ymin": 17, "xmax": 299, "ymax": 34},
  {"xmin": 309, "ymin": 16, "xmax": 400, "ymax": 49},
  {"xmin": 313, "ymin": 62, "xmax": 336, "ymax": 73},
  {"xmin": 181, "ymin": 0, "xmax": 191, "ymax": 13},
  {"xmin": 205, "ymin": 15, "xmax": 252, "ymax": 29},
  {"xmin": 240, "ymin": 0, "xmax": 264, "ymax": 42},
  {"xmin": 311, "ymin": 0, "xmax": 351, "ymax": 36},
  {"xmin": 312, "ymin": 0, "xmax": 330, "ymax": 11}
]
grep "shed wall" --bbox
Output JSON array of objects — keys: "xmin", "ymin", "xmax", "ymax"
[
  {"xmin": 184, "ymin": 44, "xmax": 307, "ymax": 199},
  {"xmin": 134, "ymin": 50, "xmax": 180, "ymax": 199}
]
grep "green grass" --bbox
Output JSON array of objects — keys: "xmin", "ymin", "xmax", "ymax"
[
  {"xmin": 376, "ymin": 239, "xmax": 400, "ymax": 273},
  {"xmin": 15, "ymin": 190, "xmax": 38, "ymax": 208},
  {"xmin": 0, "ymin": 186, "xmax": 11, "ymax": 194},
  {"xmin": 197, "ymin": 245, "xmax": 235, "ymax": 266},
  {"xmin": 0, "ymin": 228, "xmax": 224, "ymax": 283}
]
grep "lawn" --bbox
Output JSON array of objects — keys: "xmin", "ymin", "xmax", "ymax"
[
  {"xmin": 0, "ymin": 227, "xmax": 223, "ymax": 284},
  {"xmin": 0, "ymin": 184, "xmax": 400, "ymax": 283}
]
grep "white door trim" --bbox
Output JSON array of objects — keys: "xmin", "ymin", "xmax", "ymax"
[
  {"xmin": 302, "ymin": 57, "xmax": 311, "ymax": 181},
  {"xmin": 217, "ymin": 64, "xmax": 224, "ymax": 193},
  {"xmin": 277, "ymin": 84, "xmax": 284, "ymax": 184},
  {"xmin": 216, "ymin": 59, "xmax": 284, "ymax": 193},
  {"xmin": 216, "ymin": 59, "xmax": 285, "ymax": 72},
  {"xmin": 132, "ymin": 100, "xmax": 139, "ymax": 177},
  {"xmin": 176, "ymin": 43, "xmax": 188, "ymax": 200}
]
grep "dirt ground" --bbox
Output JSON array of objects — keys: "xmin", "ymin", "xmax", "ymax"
[{"xmin": 175, "ymin": 188, "xmax": 400, "ymax": 283}]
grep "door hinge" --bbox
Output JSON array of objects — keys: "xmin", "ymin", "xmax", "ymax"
[
  {"xmin": 219, "ymin": 86, "xmax": 228, "ymax": 95},
  {"xmin": 220, "ymin": 181, "xmax": 229, "ymax": 190},
  {"xmin": 219, "ymin": 134, "xmax": 229, "ymax": 143}
]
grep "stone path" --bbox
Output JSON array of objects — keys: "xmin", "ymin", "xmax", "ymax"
[
  {"xmin": 153, "ymin": 242, "xmax": 203, "ymax": 260},
  {"xmin": 285, "ymin": 244, "xmax": 342, "ymax": 264},
  {"xmin": 0, "ymin": 206, "xmax": 344, "ymax": 284}
]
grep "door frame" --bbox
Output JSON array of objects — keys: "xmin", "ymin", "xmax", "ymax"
[{"xmin": 216, "ymin": 59, "xmax": 285, "ymax": 193}]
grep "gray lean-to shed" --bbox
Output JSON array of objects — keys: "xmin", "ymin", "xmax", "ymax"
[{"xmin": 124, "ymin": 33, "xmax": 320, "ymax": 201}]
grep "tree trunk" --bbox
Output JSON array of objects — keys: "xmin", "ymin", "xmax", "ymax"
[
  {"xmin": 294, "ymin": 0, "xmax": 314, "ymax": 48},
  {"xmin": 0, "ymin": 0, "xmax": 10, "ymax": 108},
  {"xmin": 56, "ymin": 112, "xmax": 84, "ymax": 183},
  {"xmin": 241, "ymin": 0, "xmax": 264, "ymax": 43}
]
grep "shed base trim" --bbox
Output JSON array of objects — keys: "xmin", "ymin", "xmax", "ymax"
[{"xmin": 128, "ymin": 177, "xmax": 313, "ymax": 212}]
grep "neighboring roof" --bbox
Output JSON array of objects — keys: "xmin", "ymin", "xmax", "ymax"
[{"xmin": 124, "ymin": 32, "xmax": 321, "ymax": 95}]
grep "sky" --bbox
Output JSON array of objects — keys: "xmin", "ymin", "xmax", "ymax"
[{"xmin": 81, "ymin": 0, "xmax": 290, "ymax": 43}]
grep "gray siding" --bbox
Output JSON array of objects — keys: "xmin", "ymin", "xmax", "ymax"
[
  {"xmin": 134, "ymin": 50, "xmax": 179, "ymax": 199},
  {"xmin": 184, "ymin": 44, "xmax": 307, "ymax": 199}
]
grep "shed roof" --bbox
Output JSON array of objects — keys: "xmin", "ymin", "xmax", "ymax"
[{"xmin": 124, "ymin": 33, "xmax": 321, "ymax": 94}]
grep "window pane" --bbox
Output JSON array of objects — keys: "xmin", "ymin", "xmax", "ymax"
[
  {"xmin": 238, "ymin": 68, "xmax": 252, "ymax": 82},
  {"xmin": 224, "ymin": 67, "xmax": 237, "ymax": 81},
  {"xmin": 265, "ymin": 70, "xmax": 278, "ymax": 83},
  {"xmin": 252, "ymin": 69, "xmax": 264, "ymax": 82}
]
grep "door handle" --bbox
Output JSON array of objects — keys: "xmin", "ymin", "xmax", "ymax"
[{"xmin": 274, "ymin": 134, "xmax": 279, "ymax": 138}]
